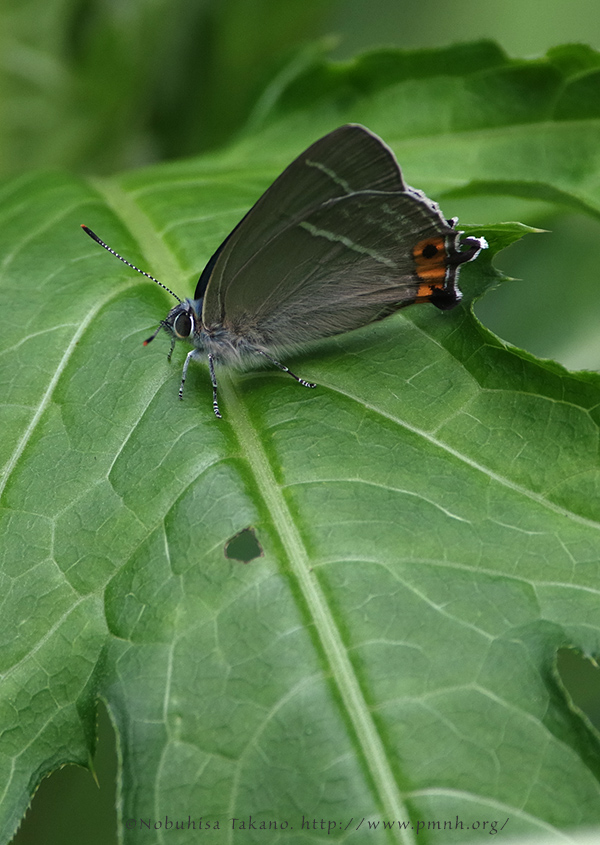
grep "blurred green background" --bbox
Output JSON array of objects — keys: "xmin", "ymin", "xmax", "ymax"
[{"xmin": 5, "ymin": 0, "xmax": 600, "ymax": 842}]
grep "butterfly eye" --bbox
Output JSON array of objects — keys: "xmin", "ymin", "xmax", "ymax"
[{"xmin": 174, "ymin": 312, "xmax": 194, "ymax": 338}]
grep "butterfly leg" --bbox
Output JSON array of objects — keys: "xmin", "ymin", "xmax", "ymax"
[
  {"xmin": 257, "ymin": 350, "xmax": 316, "ymax": 389},
  {"xmin": 208, "ymin": 354, "xmax": 222, "ymax": 419},
  {"xmin": 167, "ymin": 335, "xmax": 176, "ymax": 363},
  {"xmin": 179, "ymin": 349, "xmax": 195, "ymax": 400}
]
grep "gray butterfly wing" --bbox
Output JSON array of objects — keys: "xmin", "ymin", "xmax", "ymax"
[
  {"xmin": 200, "ymin": 124, "xmax": 406, "ymax": 320},
  {"xmin": 212, "ymin": 190, "xmax": 460, "ymax": 353}
]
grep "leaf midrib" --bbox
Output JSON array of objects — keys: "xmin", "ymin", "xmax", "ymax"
[{"xmin": 221, "ymin": 376, "xmax": 414, "ymax": 844}]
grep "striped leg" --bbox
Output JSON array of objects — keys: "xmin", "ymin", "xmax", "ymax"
[
  {"xmin": 167, "ymin": 335, "xmax": 176, "ymax": 363},
  {"xmin": 179, "ymin": 349, "xmax": 195, "ymax": 400},
  {"xmin": 208, "ymin": 354, "xmax": 222, "ymax": 418},
  {"xmin": 257, "ymin": 350, "xmax": 316, "ymax": 388}
]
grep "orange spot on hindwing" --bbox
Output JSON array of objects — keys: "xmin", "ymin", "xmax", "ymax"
[
  {"xmin": 413, "ymin": 236, "xmax": 447, "ymax": 281},
  {"xmin": 413, "ymin": 236, "xmax": 449, "ymax": 300}
]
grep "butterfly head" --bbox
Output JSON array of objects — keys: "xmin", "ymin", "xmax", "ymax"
[{"xmin": 163, "ymin": 300, "xmax": 201, "ymax": 342}]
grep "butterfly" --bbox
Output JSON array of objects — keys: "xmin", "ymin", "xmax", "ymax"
[{"xmin": 82, "ymin": 124, "xmax": 486, "ymax": 418}]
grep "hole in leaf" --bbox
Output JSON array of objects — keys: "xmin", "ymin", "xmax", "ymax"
[
  {"xmin": 224, "ymin": 527, "xmax": 263, "ymax": 564},
  {"xmin": 557, "ymin": 648, "xmax": 600, "ymax": 730}
]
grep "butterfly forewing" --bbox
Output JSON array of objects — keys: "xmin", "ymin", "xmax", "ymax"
[{"xmin": 201, "ymin": 125, "xmax": 406, "ymax": 325}]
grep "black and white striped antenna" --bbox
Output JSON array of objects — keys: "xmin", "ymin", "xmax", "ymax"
[{"xmin": 81, "ymin": 224, "xmax": 181, "ymax": 303}]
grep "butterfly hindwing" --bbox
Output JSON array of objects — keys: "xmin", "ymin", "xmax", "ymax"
[{"xmin": 215, "ymin": 190, "xmax": 457, "ymax": 351}]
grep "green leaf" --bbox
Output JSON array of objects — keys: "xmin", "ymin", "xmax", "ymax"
[{"xmin": 2, "ymin": 42, "xmax": 600, "ymax": 844}]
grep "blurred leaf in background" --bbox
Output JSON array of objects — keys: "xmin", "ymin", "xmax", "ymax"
[
  {"xmin": 0, "ymin": 0, "xmax": 335, "ymax": 175},
  {"xmin": 326, "ymin": 0, "xmax": 600, "ymax": 59}
]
